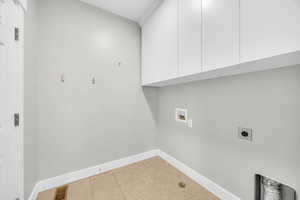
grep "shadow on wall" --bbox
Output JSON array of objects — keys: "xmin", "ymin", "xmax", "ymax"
[{"xmin": 142, "ymin": 87, "xmax": 158, "ymax": 123}]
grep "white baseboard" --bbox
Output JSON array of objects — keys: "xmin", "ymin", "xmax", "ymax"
[
  {"xmin": 28, "ymin": 149, "xmax": 240, "ymax": 200},
  {"xmin": 28, "ymin": 150, "xmax": 159, "ymax": 200},
  {"xmin": 28, "ymin": 183, "xmax": 40, "ymax": 200}
]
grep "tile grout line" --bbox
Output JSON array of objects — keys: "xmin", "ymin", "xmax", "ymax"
[
  {"xmin": 111, "ymin": 172, "xmax": 128, "ymax": 200},
  {"xmin": 88, "ymin": 177, "xmax": 96, "ymax": 200}
]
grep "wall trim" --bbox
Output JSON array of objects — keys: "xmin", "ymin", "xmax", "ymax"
[
  {"xmin": 28, "ymin": 150, "xmax": 159, "ymax": 200},
  {"xmin": 28, "ymin": 149, "xmax": 240, "ymax": 200},
  {"xmin": 28, "ymin": 183, "xmax": 39, "ymax": 200}
]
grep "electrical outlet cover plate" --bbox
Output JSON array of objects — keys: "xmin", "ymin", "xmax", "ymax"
[{"xmin": 238, "ymin": 127, "xmax": 253, "ymax": 141}]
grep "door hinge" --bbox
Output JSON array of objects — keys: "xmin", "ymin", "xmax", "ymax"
[
  {"xmin": 14, "ymin": 27, "xmax": 19, "ymax": 41},
  {"xmin": 14, "ymin": 113, "xmax": 20, "ymax": 127}
]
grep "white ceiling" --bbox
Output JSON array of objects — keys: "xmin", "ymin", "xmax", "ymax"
[{"xmin": 80, "ymin": 0, "xmax": 162, "ymax": 24}]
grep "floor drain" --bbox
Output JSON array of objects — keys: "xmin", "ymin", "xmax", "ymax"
[
  {"xmin": 55, "ymin": 185, "xmax": 68, "ymax": 200},
  {"xmin": 178, "ymin": 182, "xmax": 186, "ymax": 188}
]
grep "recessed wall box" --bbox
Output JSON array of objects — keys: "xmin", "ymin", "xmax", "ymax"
[{"xmin": 175, "ymin": 108, "xmax": 187, "ymax": 123}]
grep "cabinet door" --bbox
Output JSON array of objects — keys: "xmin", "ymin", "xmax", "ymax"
[
  {"xmin": 142, "ymin": 0, "xmax": 178, "ymax": 85},
  {"xmin": 202, "ymin": 0, "xmax": 239, "ymax": 71},
  {"xmin": 178, "ymin": 0, "xmax": 202, "ymax": 76},
  {"xmin": 240, "ymin": 0, "xmax": 300, "ymax": 62}
]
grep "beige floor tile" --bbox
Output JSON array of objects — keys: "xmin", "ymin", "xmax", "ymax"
[
  {"xmin": 158, "ymin": 181, "xmax": 193, "ymax": 200},
  {"xmin": 37, "ymin": 157, "xmax": 219, "ymax": 200},
  {"xmin": 142, "ymin": 157, "xmax": 178, "ymax": 174},
  {"xmin": 120, "ymin": 178, "xmax": 192, "ymax": 200},
  {"xmin": 37, "ymin": 189, "xmax": 56, "ymax": 200},
  {"xmin": 189, "ymin": 192, "xmax": 220, "ymax": 200},
  {"xmin": 117, "ymin": 158, "xmax": 192, "ymax": 200},
  {"xmin": 141, "ymin": 157, "xmax": 169, "ymax": 168},
  {"xmin": 68, "ymin": 178, "xmax": 93, "ymax": 200},
  {"xmin": 145, "ymin": 161, "xmax": 188, "ymax": 186},
  {"xmin": 119, "ymin": 180, "xmax": 161, "ymax": 200},
  {"xmin": 90, "ymin": 172, "xmax": 125, "ymax": 200},
  {"xmin": 140, "ymin": 157, "xmax": 219, "ymax": 200},
  {"xmin": 113, "ymin": 161, "xmax": 153, "ymax": 186},
  {"xmin": 169, "ymin": 175, "xmax": 220, "ymax": 200}
]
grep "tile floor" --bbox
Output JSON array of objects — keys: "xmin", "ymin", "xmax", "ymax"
[{"xmin": 37, "ymin": 157, "xmax": 219, "ymax": 200}]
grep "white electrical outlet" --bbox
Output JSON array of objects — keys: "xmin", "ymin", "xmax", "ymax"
[{"xmin": 237, "ymin": 127, "xmax": 253, "ymax": 141}]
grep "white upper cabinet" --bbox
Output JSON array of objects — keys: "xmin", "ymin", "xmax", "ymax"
[
  {"xmin": 178, "ymin": 0, "xmax": 202, "ymax": 76},
  {"xmin": 142, "ymin": 0, "xmax": 300, "ymax": 87},
  {"xmin": 202, "ymin": 0, "xmax": 239, "ymax": 71},
  {"xmin": 240, "ymin": 0, "xmax": 300, "ymax": 62},
  {"xmin": 142, "ymin": 0, "xmax": 178, "ymax": 85}
]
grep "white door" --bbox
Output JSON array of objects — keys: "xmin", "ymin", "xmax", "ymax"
[{"xmin": 0, "ymin": 0, "xmax": 23, "ymax": 199}]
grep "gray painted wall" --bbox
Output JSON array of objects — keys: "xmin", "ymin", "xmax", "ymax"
[
  {"xmin": 24, "ymin": 0, "xmax": 300, "ymax": 199},
  {"xmin": 24, "ymin": 0, "xmax": 38, "ymax": 197},
  {"xmin": 35, "ymin": 0, "xmax": 157, "ymax": 181},
  {"xmin": 157, "ymin": 66, "xmax": 300, "ymax": 200}
]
